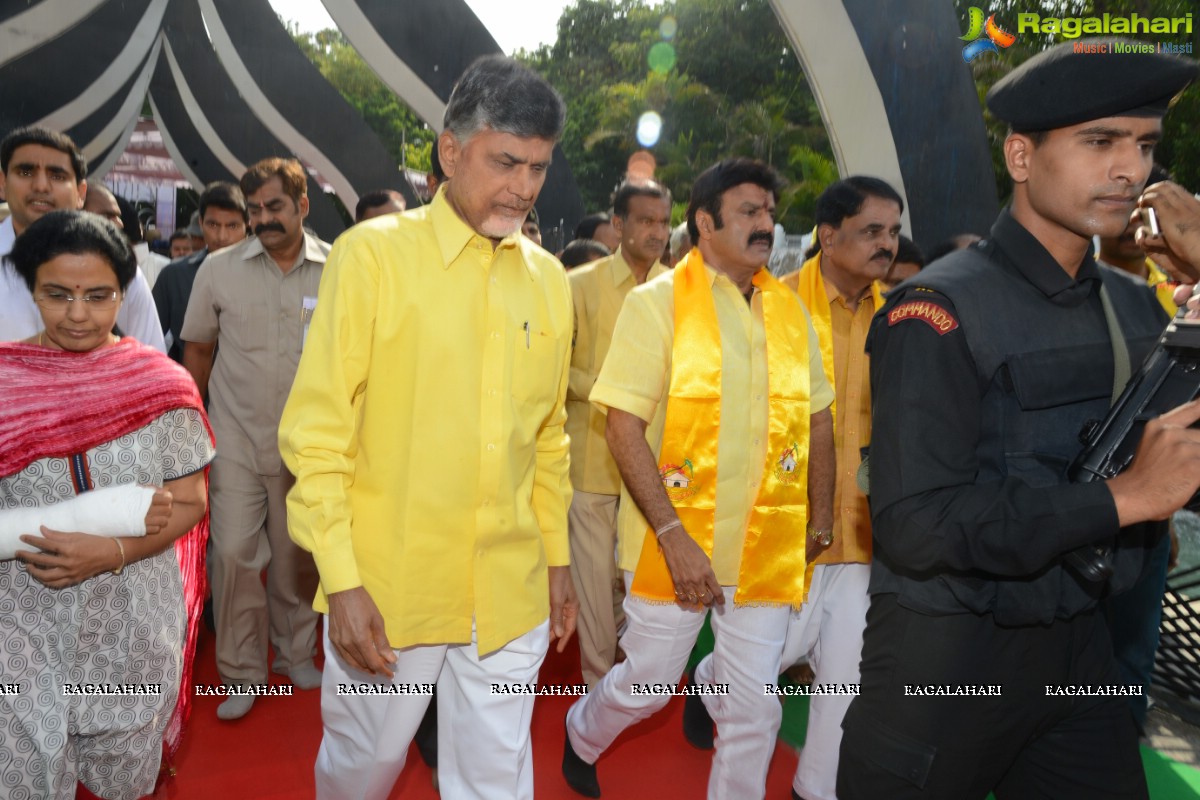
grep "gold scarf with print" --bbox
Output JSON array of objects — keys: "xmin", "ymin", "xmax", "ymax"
[{"xmin": 630, "ymin": 249, "xmax": 813, "ymax": 608}]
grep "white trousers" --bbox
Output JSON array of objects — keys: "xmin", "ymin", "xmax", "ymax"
[
  {"xmin": 782, "ymin": 562, "xmax": 870, "ymax": 800},
  {"xmin": 567, "ymin": 573, "xmax": 789, "ymax": 800},
  {"xmin": 314, "ymin": 617, "xmax": 549, "ymax": 800}
]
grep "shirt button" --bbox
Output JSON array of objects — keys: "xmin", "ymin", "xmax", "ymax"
[
  {"xmin": 487, "ymin": 443, "xmax": 496, "ymax": 452},
  {"xmin": 489, "ymin": 389, "xmax": 498, "ymax": 397},
  {"xmin": 491, "ymin": 332, "xmax": 500, "ymax": 339},
  {"xmin": 482, "ymin": 499, "xmax": 490, "ymax": 506},
  {"xmin": 755, "ymin": 395, "xmax": 763, "ymax": 401}
]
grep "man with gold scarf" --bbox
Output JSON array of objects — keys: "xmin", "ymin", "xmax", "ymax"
[
  {"xmin": 562, "ymin": 158, "xmax": 836, "ymax": 799},
  {"xmin": 780, "ymin": 177, "xmax": 900, "ymax": 800},
  {"xmin": 685, "ymin": 176, "xmax": 902, "ymax": 800}
]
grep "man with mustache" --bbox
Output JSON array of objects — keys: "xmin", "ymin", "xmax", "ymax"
[
  {"xmin": 839, "ymin": 42, "xmax": 1200, "ymax": 799},
  {"xmin": 566, "ymin": 179, "xmax": 671, "ymax": 691},
  {"xmin": 562, "ymin": 158, "xmax": 835, "ymax": 799},
  {"xmin": 181, "ymin": 157, "xmax": 328, "ymax": 720},
  {"xmin": 684, "ymin": 176, "xmax": 901, "ymax": 800}
]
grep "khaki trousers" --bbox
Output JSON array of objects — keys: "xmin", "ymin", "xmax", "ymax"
[
  {"xmin": 209, "ymin": 455, "xmax": 319, "ymax": 685},
  {"xmin": 567, "ymin": 490, "xmax": 625, "ymax": 688}
]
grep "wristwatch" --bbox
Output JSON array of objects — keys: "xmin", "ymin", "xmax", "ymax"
[{"xmin": 807, "ymin": 522, "xmax": 833, "ymax": 547}]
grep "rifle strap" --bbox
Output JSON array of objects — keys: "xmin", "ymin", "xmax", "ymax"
[{"xmin": 1099, "ymin": 282, "xmax": 1131, "ymax": 404}]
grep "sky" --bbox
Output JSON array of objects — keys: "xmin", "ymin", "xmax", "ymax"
[{"xmin": 267, "ymin": 0, "xmax": 570, "ymax": 54}]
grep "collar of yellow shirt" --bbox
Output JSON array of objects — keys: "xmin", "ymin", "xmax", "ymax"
[
  {"xmin": 429, "ymin": 187, "xmax": 539, "ymax": 278},
  {"xmin": 608, "ymin": 246, "xmax": 666, "ymax": 289}
]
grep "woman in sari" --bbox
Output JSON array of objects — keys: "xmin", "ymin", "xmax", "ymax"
[{"xmin": 0, "ymin": 210, "xmax": 215, "ymax": 799}]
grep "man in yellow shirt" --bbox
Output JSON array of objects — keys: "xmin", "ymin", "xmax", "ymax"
[
  {"xmin": 778, "ymin": 176, "xmax": 901, "ymax": 800},
  {"xmin": 562, "ymin": 158, "xmax": 836, "ymax": 799},
  {"xmin": 279, "ymin": 56, "xmax": 577, "ymax": 800},
  {"xmin": 567, "ymin": 179, "xmax": 671, "ymax": 688}
]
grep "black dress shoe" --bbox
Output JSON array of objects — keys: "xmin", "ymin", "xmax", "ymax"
[
  {"xmin": 682, "ymin": 666, "xmax": 715, "ymax": 750},
  {"xmin": 562, "ymin": 720, "xmax": 601, "ymax": 797},
  {"xmin": 791, "ymin": 790, "xmax": 802, "ymax": 800}
]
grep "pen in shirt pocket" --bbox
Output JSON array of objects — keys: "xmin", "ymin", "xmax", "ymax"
[{"xmin": 523, "ymin": 321, "xmax": 530, "ymax": 349}]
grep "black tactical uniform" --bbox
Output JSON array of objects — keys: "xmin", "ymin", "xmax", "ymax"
[
  {"xmin": 837, "ymin": 38, "xmax": 1197, "ymax": 800},
  {"xmin": 839, "ymin": 210, "xmax": 1166, "ymax": 800}
]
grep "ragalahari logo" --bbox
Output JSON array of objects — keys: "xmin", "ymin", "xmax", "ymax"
[{"xmin": 961, "ymin": 7, "xmax": 1017, "ymax": 62}]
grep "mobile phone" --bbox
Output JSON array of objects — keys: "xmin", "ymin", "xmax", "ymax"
[{"xmin": 1146, "ymin": 206, "xmax": 1161, "ymax": 236}]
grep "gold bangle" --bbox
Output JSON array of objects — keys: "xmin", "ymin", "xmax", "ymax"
[{"xmin": 111, "ymin": 538, "xmax": 126, "ymax": 576}]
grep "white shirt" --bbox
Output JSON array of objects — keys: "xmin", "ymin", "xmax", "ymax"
[
  {"xmin": 135, "ymin": 242, "xmax": 170, "ymax": 289},
  {"xmin": 0, "ymin": 216, "xmax": 167, "ymax": 352}
]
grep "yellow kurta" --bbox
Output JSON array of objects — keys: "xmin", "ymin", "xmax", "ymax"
[
  {"xmin": 567, "ymin": 249, "xmax": 667, "ymax": 495},
  {"xmin": 278, "ymin": 189, "xmax": 573, "ymax": 655},
  {"xmin": 783, "ymin": 254, "xmax": 880, "ymax": 564},
  {"xmin": 592, "ymin": 260, "xmax": 833, "ymax": 585},
  {"xmin": 782, "ymin": 256, "xmax": 878, "ymax": 563}
]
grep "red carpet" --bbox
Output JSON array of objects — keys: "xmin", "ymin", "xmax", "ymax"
[{"xmin": 148, "ymin": 624, "xmax": 801, "ymax": 799}]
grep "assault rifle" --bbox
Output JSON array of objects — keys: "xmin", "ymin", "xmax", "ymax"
[{"xmin": 1066, "ymin": 312, "xmax": 1200, "ymax": 581}]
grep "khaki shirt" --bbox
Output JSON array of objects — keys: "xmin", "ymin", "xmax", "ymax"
[
  {"xmin": 566, "ymin": 249, "xmax": 667, "ymax": 495},
  {"xmin": 182, "ymin": 233, "xmax": 330, "ymax": 476}
]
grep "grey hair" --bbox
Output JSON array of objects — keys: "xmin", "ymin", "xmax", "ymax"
[
  {"xmin": 669, "ymin": 222, "xmax": 691, "ymax": 259},
  {"xmin": 443, "ymin": 55, "xmax": 565, "ymax": 143}
]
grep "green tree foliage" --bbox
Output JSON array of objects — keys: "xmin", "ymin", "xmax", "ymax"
[
  {"xmin": 290, "ymin": 25, "xmax": 435, "ymax": 171},
  {"xmin": 290, "ymin": 0, "xmax": 1197, "ymax": 235},
  {"xmin": 957, "ymin": 0, "xmax": 1200, "ymax": 201},
  {"xmin": 522, "ymin": 0, "xmax": 835, "ymax": 233}
]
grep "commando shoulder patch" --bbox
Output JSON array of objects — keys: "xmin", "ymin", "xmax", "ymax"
[{"xmin": 887, "ymin": 300, "xmax": 959, "ymax": 335}]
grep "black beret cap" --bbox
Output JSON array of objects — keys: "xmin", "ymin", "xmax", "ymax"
[{"xmin": 986, "ymin": 38, "xmax": 1198, "ymax": 132}]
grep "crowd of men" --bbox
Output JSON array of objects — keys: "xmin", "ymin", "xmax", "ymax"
[{"xmin": 4, "ymin": 37, "xmax": 1200, "ymax": 800}]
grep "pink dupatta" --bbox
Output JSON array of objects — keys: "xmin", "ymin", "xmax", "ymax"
[{"xmin": 0, "ymin": 338, "xmax": 213, "ymax": 763}]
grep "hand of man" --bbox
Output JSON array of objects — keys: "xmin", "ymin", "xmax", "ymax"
[
  {"xmin": 806, "ymin": 530, "xmax": 833, "ymax": 563},
  {"xmin": 327, "ymin": 586, "xmax": 398, "ymax": 677},
  {"xmin": 548, "ymin": 565, "xmax": 579, "ymax": 653},
  {"xmin": 144, "ymin": 487, "xmax": 173, "ymax": 535},
  {"xmin": 1108, "ymin": 399, "xmax": 1200, "ymax": 525},
  {"xmin": 659, "ymin": 526, "xmax": 724, "ymax": 607},
  {"xmin": 17, "ymin": 527, "xmax": 123, "ymax": 588},
  {"xmin": 1136, "ymin": 182, "xmax": 1200, "ymax": 285}
]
